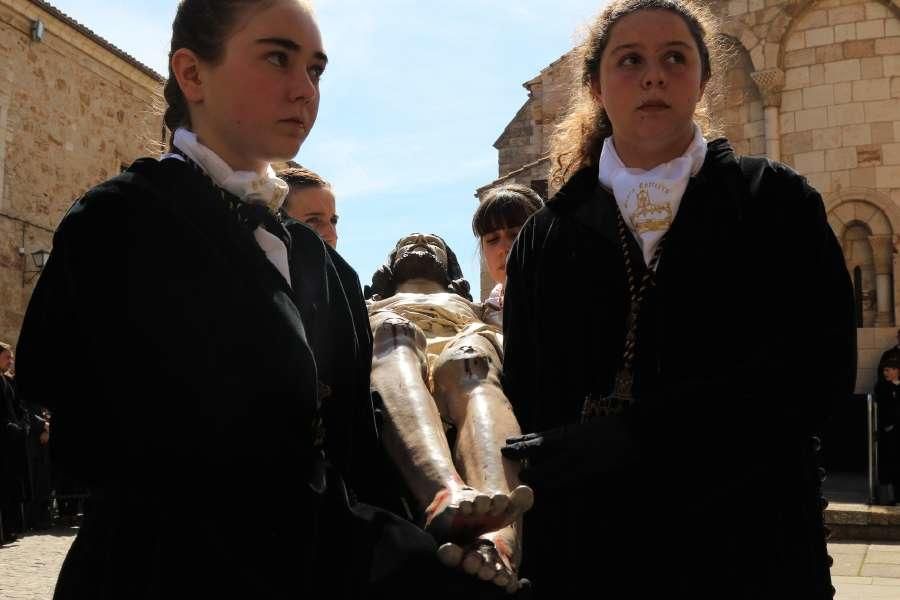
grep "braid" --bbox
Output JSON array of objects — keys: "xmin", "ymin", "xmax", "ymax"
[{"xmin": 163, "ymin": 76, "xmax": 189, "ymax": 133}]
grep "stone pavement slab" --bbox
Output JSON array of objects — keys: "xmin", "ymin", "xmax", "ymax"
[
  {"xmin": 831, "ymin": 541, "xmax": 900, "ymax": 599},
  {"xmin": 1, "ymin": 531, "xmax": 899, "ymax": 599},
  {"xmin": 0, "ymin": 528, "xmax": 75, "ymax": 600}
]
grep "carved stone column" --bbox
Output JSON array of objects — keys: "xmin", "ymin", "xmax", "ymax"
[
  {"xmin": 750, "ymin": 68, "xmax": 785, "ymax": 161},
  {"xmin": 869, "ymin": 234, "xmax": 894, "ymax": 327}
]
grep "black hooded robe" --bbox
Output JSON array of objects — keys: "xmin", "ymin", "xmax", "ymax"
[
  {"xmin": 502, "ymin": 139, "xmax": 856, "ymax": 599},
  {"xmin": 16, "ymin": 157, "xmax": 520, "ymax": 600}
]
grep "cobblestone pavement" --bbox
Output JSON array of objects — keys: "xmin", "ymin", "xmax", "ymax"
[
  {"xmin": 0, "ymin": 527, "xmax": 76, "ymax": 600},
  {"xmin": 0, "ymin": 530, "xmax": 898, "ymax": 599}
]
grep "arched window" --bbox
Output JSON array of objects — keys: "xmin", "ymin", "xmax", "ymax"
[{"xmin": 829, "ymin": 199, "xmax": 896, "ymax": 328}]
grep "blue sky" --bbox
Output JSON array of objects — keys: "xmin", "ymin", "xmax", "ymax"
[{"xmin": 50, "ymin": 0, "xmax": 609, "ymax": 290}]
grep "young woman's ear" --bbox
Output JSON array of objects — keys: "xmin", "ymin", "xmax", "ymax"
[
  {"xmin": 589, "ymin": 76, "xmax": 604, "ymax": 108},
  {"xmin": 171, "ymin": 48, "xmax": 205, "ymax": 103}
]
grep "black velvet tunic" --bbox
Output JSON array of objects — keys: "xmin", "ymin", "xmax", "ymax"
[
  {"xmin": 17, "ymin": 157, "xmax": 521, "ymax": 600},
  {"xmin": 502, "ymin": 139, "xmax": 857, "ymax": 598}
]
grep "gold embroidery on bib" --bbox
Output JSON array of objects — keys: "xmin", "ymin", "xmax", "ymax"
[{"xmin": 630, "ymin": 182, "xmax": 673, "ymax": 234}]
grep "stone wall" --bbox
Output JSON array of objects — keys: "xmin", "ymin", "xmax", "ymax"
[
  {"xmin": 494, "ymin": 53, "xmax": 576, "ymax": 186},
  {"xmin": 774, "ymin": 0, "xmax": 899, "ymax": 200},
  {"xmin": 716, "ymin": 38, "xmax": 767, "ymax": 157},
  {"xmin": 0, "ymin": 0, "xmax": 163, "ymax": 345},
  {"xmin": 479, "ymin": 0, "xmax": 900, "ymax": 392}
]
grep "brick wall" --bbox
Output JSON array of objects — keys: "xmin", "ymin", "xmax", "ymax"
[
  {"xmin": 777, "ymin": 0, "xmax": 900, "ymax": 200},
  {"xmin": 0, "ymin": 0, "xmax": 163, "ymax": 345}
]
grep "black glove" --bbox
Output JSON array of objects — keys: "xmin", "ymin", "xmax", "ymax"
[{"xmin": 501, "ymin": 416, "xmax": 638, "ymax": 491}]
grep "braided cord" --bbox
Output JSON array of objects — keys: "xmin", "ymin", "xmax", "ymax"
[{"xmin": 581, "ymin": 209, "xmax": 665, "ymax": 422}]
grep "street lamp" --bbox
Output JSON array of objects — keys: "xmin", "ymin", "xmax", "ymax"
[{"xmin": 23, "ymin": 248, "xmax": 50, "ymax": 285}]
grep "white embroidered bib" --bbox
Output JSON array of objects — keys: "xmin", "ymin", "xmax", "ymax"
[{"xmin": 598, "ymin": 125, "xmax": 707, "ymax": 268}]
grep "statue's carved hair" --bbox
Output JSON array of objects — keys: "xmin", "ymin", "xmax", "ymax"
[
  {"xmin": 366, "ymin": 236, "xmax": 472, "ymax": 301},
  {"xmin": 549, "ymin": 0, "xmax": 726, "ymax": 187}
]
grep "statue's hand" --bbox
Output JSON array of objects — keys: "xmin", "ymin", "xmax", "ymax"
[{"xmin": 502, "ymin": 417, "xmax": 637, "ymax": 491}]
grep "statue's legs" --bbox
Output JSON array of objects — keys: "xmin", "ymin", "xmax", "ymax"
[
  {"xmin": 431, "ymin": 333, "xmax": 532, "ymax": 592},
  {"xmin": 370, "ymin": 311, "xmax": 459, "ymax": 512},
  {"xmin": 370, "ymin": 314, "xmax": 528, "ymax": 592}
]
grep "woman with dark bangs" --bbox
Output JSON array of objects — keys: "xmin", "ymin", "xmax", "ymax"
[{"xmin": 472, "ymin": 184, "xmax": 543, "ymax": 321}]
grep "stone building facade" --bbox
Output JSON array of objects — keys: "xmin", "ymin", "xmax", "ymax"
[
  {"xmin": 478, "ymin": 0, "xmax": 900, "ymax": 392},
  {"xmin": 0, "ymin": 0, "xmax": 164, "ymax": 346}
]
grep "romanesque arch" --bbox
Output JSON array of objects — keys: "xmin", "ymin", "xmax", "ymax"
[{"xmin": 827, "ymin": 191, "xmax": 899, "ymax": 327}]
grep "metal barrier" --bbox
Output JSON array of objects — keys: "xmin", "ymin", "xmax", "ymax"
[{"xmin": 867, "ymin": 392, "xmax": 878, "ymax": 505}]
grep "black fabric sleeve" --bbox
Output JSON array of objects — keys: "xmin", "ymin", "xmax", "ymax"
[
  {"xmin": 15, "ymin": 188, "xmax": 128, "ymax": 485},
  {"xmin": 501, "ymin": 217, "xmax": 541, "ymax": 432},
  {"xmin": 798, "ymin": 179, "xmax": 857, "ymax": 434}
]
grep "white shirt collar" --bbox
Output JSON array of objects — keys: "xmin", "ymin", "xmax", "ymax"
[
  {"xmin": 167, "ymin": 128, "xmax": 288, "ymax": 212},
  {"xmin": 164, "ymin": 128, "xmax": 292, "ymax": 288}
]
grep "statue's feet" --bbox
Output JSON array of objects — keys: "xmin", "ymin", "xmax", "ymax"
[
  {"xmin": 424, "ymin": 485, "xmax": 533, "ymax": 543},
  {"xmin": 437, "ymin": 529, "xmax": 523, "ymax": 594}
]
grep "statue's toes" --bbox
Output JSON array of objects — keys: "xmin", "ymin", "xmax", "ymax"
[
  {"xmin": 488, "ymin": 494, "xmax": 509, "ymax": 517},
  {"xmin": 478, "ymin": 560, "xmax": 501, "ymax": 581},
  {"xmin": 437, "ymin": 542, "xmax": 463, "ymax": 567},
  {"xmin": 472, "ymin": 494, "xmax": 492, "ymax": 516},
  {"xmin": 506, "ymin": 578, "xmax": 522, "ymax": 594},
  {"xmin": 458, "ymin": 499, "xmax": 474, "ymax": 516},
  {"xmin": 461, "ymin": 549, "xmax": 484, "ymax": 575},
  {"xmin": 494, "ymin": 570, "xmax": 511, "ymax": 588},
  {"xmin": 507, "ymin": 485, "xmax": 534, "ymax": 517}
]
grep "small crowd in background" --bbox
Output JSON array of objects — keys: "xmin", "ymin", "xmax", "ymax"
[
  {"xmin": 876, "ymin": 330, "xmax": 900, "ymax": 505},
  {"xmin": 0, "ymin": 342, "xmax": 84, "ymax": 547},
  {"xmin": 0, "ymin": 342, "xmax": 70, "ymax": 545}
]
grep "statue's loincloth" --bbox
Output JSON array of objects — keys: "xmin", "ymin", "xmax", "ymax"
[{"xmin": 369, "ymin": 294, "xmax": 503, "ymax": 383}]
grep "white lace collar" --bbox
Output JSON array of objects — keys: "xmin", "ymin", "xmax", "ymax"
[{"xmin": 168, "ymin": 128, "xmax": 288, "ymax": 212}]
